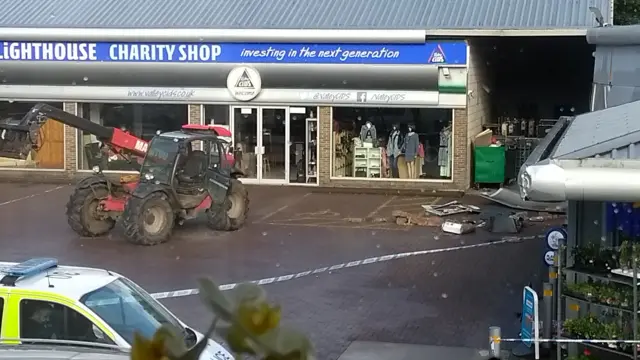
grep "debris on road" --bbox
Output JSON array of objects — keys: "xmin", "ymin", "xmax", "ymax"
[
  {"xmin": 422, "ymin": 201, "xmax": 480, "ymax": 217},
  {"xmin": 441, "ymin": 220, "xmax": 476, "ymax": 234},
  {"xmin": 392, "ymin": 210, "xmax": 442, "ymax": 227},
  {"xmin": 483, "ymin": 212, "xmax": 525, "ymax": 234}
]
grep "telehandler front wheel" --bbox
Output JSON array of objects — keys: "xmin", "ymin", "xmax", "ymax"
[
  {"xmin": 207, "ymin": 179, "xmax": 249, "ymax": 231},
  {"xmin": 122, "ymin": 192, "xmax": 175, "ymax": 246},
  {"xmin": 66, "ymin": 182, "xmax": 116, "ymax": 237}
]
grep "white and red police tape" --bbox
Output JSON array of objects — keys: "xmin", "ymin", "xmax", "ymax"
[{"xmin": 148, "ymin": 235, "xmax": 545, "ymax": 301}]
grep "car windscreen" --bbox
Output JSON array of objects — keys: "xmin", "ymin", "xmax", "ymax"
[{"xmin": 80, "ymin": 278, "xmax": 184, "ymax": 345}]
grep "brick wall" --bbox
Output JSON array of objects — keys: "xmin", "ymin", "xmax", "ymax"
[
  {"xmin": 316, "ymin": 105, "xmax": 470, "ymax": 192},
  {"xmin": 466, "ymin": 44, "xmax": 490, "ymax": 140},
  {"xmin": 188, "ymin": 104, "xmax": 202, "ymax": 149},
  {"xmin": 466, "ymin": 42, "xmax": 492, "ymax": 184},
  {"xmin": 188, "ymin": 104, "xmax": 202, "ymax": 125},
  {"xmin": 317, "ymin": 106, "xmax": 332, "ymax": 185},
  {"xmin": 63, "ymin": 102, "xmax": 77, "ymax": 171},
  {"xmin": 452, "ymin": 108, "xmax": 469, "ymax": 189}
]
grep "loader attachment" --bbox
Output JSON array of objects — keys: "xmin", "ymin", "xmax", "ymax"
[{"xmin": 0, "ymin": 114, "xmax": 42, "ymax": 160}]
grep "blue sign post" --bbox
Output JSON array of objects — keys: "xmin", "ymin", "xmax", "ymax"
[
  {"xmin": 0, "ymin": 41, "xmax": 467, "ymax": 65},
  {"xmin": 521, "ymin": 286, "xmax": 540, "ymax": 359}
]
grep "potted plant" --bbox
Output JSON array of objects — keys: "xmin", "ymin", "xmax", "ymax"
[
  {"xmin": 619, "ymin": 240, "xmax": 632, "ymax": 270},
  {"xmin": 566, "ymin": 349, "xmax": 596, "ymax": 360}
]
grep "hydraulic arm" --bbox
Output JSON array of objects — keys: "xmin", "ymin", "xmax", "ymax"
[{"xmin": 0, "ymin": 103, "xmax": 148, "ymax": 160}]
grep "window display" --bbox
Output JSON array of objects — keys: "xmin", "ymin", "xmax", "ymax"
[
  {"xmin": 77, "ymin": 103, "xmax": 188, "ymax": 171},
  {"xmin": 203, "ymin": 105, "xmax": 230, "ymax": 126},
  {"xmin": 331, "ymin": 107, "xmax": 453, "ymax": 180},
  {"xmin": 0, "ymin": 101, "xmax": 64, "ymax": 169}
]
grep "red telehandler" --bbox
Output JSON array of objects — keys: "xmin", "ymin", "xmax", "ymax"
[{"xmin": 0, "ymin": 103, "xmax": 249, "ymax": 246}]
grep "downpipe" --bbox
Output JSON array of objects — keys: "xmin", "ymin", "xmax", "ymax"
[{"xmin": 520, "ymin": 162, "xmax": 640, "ymax": 202}]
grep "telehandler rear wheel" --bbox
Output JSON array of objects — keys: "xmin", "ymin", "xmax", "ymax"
[
  {"xmin": 122, "ymin": 192, "xmax": 175, "ymax": 246},
  {"xmin": 66, "ymin": 182, "xmax": 116, "ymax": 237},
  {"xmin": 207, "ymin": 179, "xmax": 249, "ymax": 231}
]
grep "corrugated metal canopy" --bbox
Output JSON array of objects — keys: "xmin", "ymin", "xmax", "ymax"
[
  {"xmin": 552, "ymin": 100, "xmax": 640, "ymax": 160},
  {"xmin": 0, "ymin": 0, "xmax": 611, "ymax": 29}
]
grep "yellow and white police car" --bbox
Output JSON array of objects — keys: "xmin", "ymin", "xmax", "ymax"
[{"xmin": 0, "ymin": 258, "xmax": 232, "ymax": 360}]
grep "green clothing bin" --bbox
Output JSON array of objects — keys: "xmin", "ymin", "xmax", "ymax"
[{"xmin": 474, "ymin": 145, "xmax": 506, "ymax": 184}]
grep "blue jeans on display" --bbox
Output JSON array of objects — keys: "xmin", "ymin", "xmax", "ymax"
[{"xmin": 388, "ymin": 155, "xmax": 399, "ymax": 178}]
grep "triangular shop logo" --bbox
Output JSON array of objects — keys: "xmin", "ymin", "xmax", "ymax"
[
  {"xmin": 428, "ymin": 44, "xmax": 446, "ymax": 64},
  {"xmin": 235, "ymin": 70, "xmax": 254, "ymax": 88}
]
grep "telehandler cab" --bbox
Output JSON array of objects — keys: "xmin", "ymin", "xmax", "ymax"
[{"xmin": 0, "ymin": 104, "xmax": 249, "ymax": 245}]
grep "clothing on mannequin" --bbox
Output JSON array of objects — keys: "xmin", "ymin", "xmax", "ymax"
[
  {"xmin": 438, "ymin": 125, "xmax": 452, "ymax": 178},
  {"xmin": 404, "ymin": 125, "xmax": 420, "ymax": 179},
  {"xmin": 359, "ymin": 121, "xmax": 377, "ymax": 146},
  {"xmin": 386, "ymin": 124, "xmax": 402, "ymax": 178}
]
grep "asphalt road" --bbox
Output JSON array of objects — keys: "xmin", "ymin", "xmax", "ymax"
[{"xmin": 0, "ymin": 182, "xmax": 549, "ymax": 359}]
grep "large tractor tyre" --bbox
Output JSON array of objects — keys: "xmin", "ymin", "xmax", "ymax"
[
  {"xmin": 66, "ymin": 183, "xmax": 116, "ymax": 237},
  {"xmin": 122, "ymin": 192, "xmax": 175, "ymax": 246},
  {"xmin": 207, "ymin": 179, "xmax": 249, "ymax": 231}
]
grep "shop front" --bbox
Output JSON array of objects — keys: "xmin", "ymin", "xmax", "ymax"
[{"xmin": 0, "ymin": 37, "xmax": 468, "ymax": 189}]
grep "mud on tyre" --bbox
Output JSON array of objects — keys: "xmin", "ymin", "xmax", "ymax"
[
  {"xmin": 66, "ymin": 182, "xmax": 116, "ymax": 237},
  {"xmin": 122, "ymin": 192, "xmax": 175, "ymax": 246},
  {"xmin": 207, "ymin": 179, "xmax": 249, "ymax": 231}
]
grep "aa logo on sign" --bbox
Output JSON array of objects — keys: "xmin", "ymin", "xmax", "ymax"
[{"xmin": 235, "ymin": 70, "xmax": 255, "ymax": 89}]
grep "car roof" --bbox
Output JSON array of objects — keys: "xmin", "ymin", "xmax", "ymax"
[
  {"xmin": 0, "ymin": 344, "xmax": 129, "ymax": 360},
  {"xmin": 0, "ymin": 262, "xmax": 119, "ymax": 301}
]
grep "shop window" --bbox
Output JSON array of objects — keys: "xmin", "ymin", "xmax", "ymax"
[
  {"xmin": 0, "ymin": 101, "xmax": 64, "ymax": 169},
  {"xmin": 19, "ymin": 299, "xmax": 114, "ymax": 344},
  {"xmin": 203, "ymin": 105, "xmax": 230, "ymax": 126},
  {"xmin": 76, "ymin": 104, "xmax": 188, "ymax": 171},
  {"xmin": 332, "ymin": 107, "xmax": 453, "ymax": 180}
]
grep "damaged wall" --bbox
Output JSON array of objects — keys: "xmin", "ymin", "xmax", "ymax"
[
  {"xmin": 588, "ymin": 25, "xmax": 640, "ymax": 110},
  {"xmin": 466, "ymin": 41, "xmax": 492, "ymax": 143}
]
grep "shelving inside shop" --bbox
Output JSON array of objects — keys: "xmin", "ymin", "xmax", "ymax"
[{"xmin": 556, "ymin": 203, "xmax": 640, "ymax": 360}]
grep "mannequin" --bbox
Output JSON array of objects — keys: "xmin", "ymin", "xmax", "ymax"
[
  {"xmin": 386, "ymin": 123, "xmax": 402, "ymax": 178},
  {"xmin": 404, "ymin": 124, "xmax": 420, "ymax": 179},
  {"xmin": 359, "ymin": 121, "xmax": 377, "ymax": 146}
]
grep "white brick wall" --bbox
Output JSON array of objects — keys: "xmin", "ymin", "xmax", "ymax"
[{"xmin": 466, "ymin": 43, "xmax": 491, "ymax": 141}]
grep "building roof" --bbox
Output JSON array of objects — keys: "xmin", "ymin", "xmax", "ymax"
[
  {"xmin": 0, "ymin": 0, "xmax": 611, "ymax": 31},
  {"xmin": 552, "ymin": 100, "xmax": 640, "ymax": 160}
]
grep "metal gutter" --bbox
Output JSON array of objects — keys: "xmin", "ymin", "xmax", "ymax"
[
  {"xmin": 0, "ymin": 28, "xmax": 428, "ymax": 43},
  {"xmin": 0, "ymin": 28, "xmax": 590, "ymax": 42}
]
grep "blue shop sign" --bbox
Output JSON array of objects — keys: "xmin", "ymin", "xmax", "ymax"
[
  {"xmin": 521, "ymin": 286, "xmax": 539, "ymax": 350},
  {"xmin": 0, "ymin": 41, "xmax": 467, "ymax": 65}
]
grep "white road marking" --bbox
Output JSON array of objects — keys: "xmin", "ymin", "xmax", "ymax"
[
  {"xmin": 0, "ymin": 185, "xmax": 66, "ymax": 207},
  {"xmin": 255, "ymin": 192, "xmax": 312, "ymax": 223},
  {"xmin": 366, "ymin": 196, "xmax": 396, "ymax": 219},
  {"xmin": 149, "ymin": 234, "xmax": 544, "ymax": 300}
]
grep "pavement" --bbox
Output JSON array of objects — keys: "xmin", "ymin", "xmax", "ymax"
[{"xmin": 0, "ymin": 182, "xmax": 555, "ymax": 360}]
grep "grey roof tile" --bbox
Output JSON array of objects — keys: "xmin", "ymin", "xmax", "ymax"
[
  {"xmin": 0, "ymin": 0, "xmax": 612, "ymax": 29},
  {"xmin": 553, "ymin": 100, "xmax": 640, "ymax": 160}
]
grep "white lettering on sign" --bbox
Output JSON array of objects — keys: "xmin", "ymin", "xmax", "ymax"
[
  {"xmin": 134, "ymin": 140, "xmax": 148, "ymax": 153},
  {"xmin": 311, "ymin": 92, "xmax": 352, "ymax": 102},
  {"xmin": 107, "ymin": 44, "xmax": 222, "ymax": 62},
  {"xmin": 370, "ymin": 93, "xmax": 407, "ymax": 103},
  {"xmin": 127, "ymin": 88, "xmax": 196, "ymax": 100},
  {"xmin": 0, "ymin": 42, "xmax": 98, "ymax": 60}
]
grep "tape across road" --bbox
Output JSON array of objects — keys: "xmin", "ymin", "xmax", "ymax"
[{"xmin": 149, "ymin": 235, "xmax": 544, "ymax": 301}]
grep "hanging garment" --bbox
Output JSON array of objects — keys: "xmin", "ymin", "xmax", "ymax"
[
  {"xmin": 359, "ymin": 124, "xmax": 377, "ymax": 143},
  {"xmin": 404, "ymin": 132, "xmax": 420, "ymax": 162}
]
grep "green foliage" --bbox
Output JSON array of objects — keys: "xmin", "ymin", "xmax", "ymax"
[
  {"xmin": 615, "ymin": 0, "xmax": 640, "ymax": 25},
  {"xmin": 130, "ymin": 278, "xmax": 314, "ymax": 360}
]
